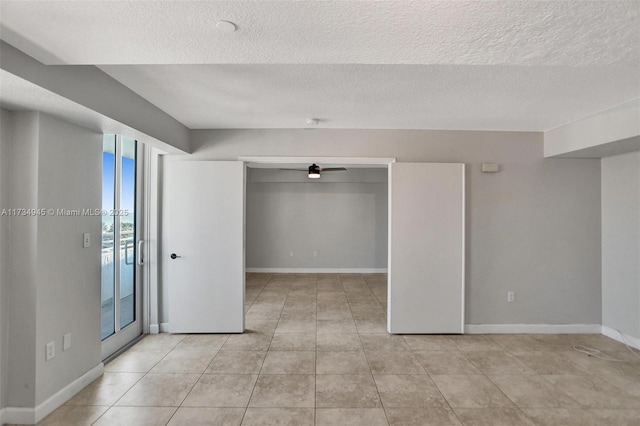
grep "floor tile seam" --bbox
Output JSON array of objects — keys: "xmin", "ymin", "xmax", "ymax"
[
  {"xmin": 362, "ymin": 277, "xmax": 386, "ymax": 312},
  {"xmin": 314, "ymin": 274, "xmax": 319, "ymax": 426},
  {"xmin": 429, "ymin": 372, "xmax": 505, "ymax": 425},
  {"xmin": 423, "ymin": 368, "xmax": 472, "ymax": 424},
  {"xmin": 334, "ymin": 346, "xmax": 387, "ymax": 424},
  {"xmin": 108, "ymin": 403, "xmax": 186, "ymax": 408},
  {"xmin": 464, "ymin": 353, "xmax": 533, "ymax": 376},
  {"xmin": 242, "ymin": 273, "xmax": 278, "ymax": 425},
  {"xmin": 159, "ymin": 347, "xmax": 215, "ymax": 426},
  {"xmin": 63, "ymin": 372, "xmax": 145, "ymax": 408},
  {"xmin": 315, "ymin": 402, "xmax": 383, "ymax": 409},
  {"xmin": 106, "ymin": 348, "xmax": 179, "ymax": 412},
  {"xmin": 595, "ymin": 373, "xmax": 640, "ymax": 396},
  {"xmin": 89, "ymin": 406, "xmax": 179, "ymax": 426},
  {"xmin": 449, "ymin": 406, "xmax": 538, "ymax": 426},
  {"xmin": 362, "ymin": 347, "xmax": 415, "ymax": 353},
  {"xmin": 140, "ymin": 335, "xmax": 186, "ymax": 356},
  {"xmin": 480, "ymin": 370, "xmax": 572, "ymax": 412}
]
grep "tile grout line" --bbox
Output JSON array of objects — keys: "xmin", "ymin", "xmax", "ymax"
[
  {"xmin": 89, "ymin": 335, "xmax": 186, "ymax": 426},
  {"xmin": 242, "ymin": 273, "xmax": 285, "ymax": 424},
  {"xmin": 164, "ymin": 332, "xmax": 229, "ymax": 425},
  {"xmin": 61, "ymin": 273, "xmax": 639, "ymax": 426},
  {"xmin": 314, "ymin": 273, "xmax": 318, "ymax": 425},
  {"xmin": 351, "ymin": 274, "xmax": 391, "ymax": 426}
]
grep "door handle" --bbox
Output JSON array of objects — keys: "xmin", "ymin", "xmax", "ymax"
[
  {"xmin": 137, "ymin": 240, "xmax": 145, "ymax": 266},
  {"xmin": 170, "ymin": 253, "xmax": 181, "ymax": 259}
]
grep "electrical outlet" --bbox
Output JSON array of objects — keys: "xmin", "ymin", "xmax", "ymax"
[
  {"xmin": 63, "ymin": 333, "xmax": 71, "ymax": 351},
  {"xmin": 313, "ymin": 251, "xmax": 317, "ymax": 257},
  {"xmin": 507, "ymin": 291, "xmax": 515, "ymax": 302},
  {"xmin": 83, "ymin": 233, "xmax": 90, "ymax": 248},
  {"xmin": 46, "ymin": 341, "xmax": 55, "ymax": 361},
  {"xmin": 289, "ymin": 251, "xmax": 294, "ymax": 257}
]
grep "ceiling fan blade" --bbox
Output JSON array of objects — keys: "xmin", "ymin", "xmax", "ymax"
[
  {"xmin": 279, "ymin": 168, "xmax": 307, "ymax": 171},
  {"xmin": 320, "ymin": 167, "xmax": 348, "ymax": 172}
]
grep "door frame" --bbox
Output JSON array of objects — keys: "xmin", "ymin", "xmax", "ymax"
[
  {"xmin": 153, "ymin": 156, "xmax": 466, "ymax": 335},
  {"xmin": 240, "ymin": 156, "xmax": 398, "ymax": 324},
  {"xmin": 101, "ymin": 137, "xmax": 145, "ymax": 360}
]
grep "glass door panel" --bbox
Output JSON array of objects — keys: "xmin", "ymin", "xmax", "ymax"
[
  {"xmin": 101, "ymin": 134, "xmax": 142, "ymax": 358},
  {"xmin": 120, "ymin": 136, "xmax": 136, "ymax": 329},
  {"xmin": 102, "ymin": 135, "xmax": 116, "ymax": 340}
]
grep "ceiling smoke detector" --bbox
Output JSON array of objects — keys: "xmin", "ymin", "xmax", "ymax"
[{"xmin": 216, "ymin": 20, "xmax": 237, "ymax": 33}]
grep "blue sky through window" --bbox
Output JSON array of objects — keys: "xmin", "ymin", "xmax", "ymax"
[{"xmin": 102, "ymin": 138, "xmax": 135, "ymax": 225}]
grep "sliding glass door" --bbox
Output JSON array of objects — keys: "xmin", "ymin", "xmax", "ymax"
[{"xmin": 102, "ymin": 134, "xmax": 143, "ymax": 358}]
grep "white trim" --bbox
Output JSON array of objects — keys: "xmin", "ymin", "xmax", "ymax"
[
  {"xmin": 0, "ymin": 407, "xmax": 5, "ymax": 425},
  {"xmin": 149, "ymin": 324, "xmax": 159, "ymax": 334},
  {"xmin": 239, "ymin": 156, "xmax": 396, "ymax": 167},
  {"xmin": 148, "ymin": 147, "xmax": 162, "ymax": 337},
  {"xmin": 602, "ymin": 325, "xmax": 640, "ymax": 350},
  {"xmin": 465, "ymin": 324, "xmax": 602, "ymax": 334},
  {"xmin": 3, "ymin": 363, "xmax": 103, "ymax": 425},
  {"xmin": 160, "ymin": 323, "xmax": 170, "ymax": 333},
  {"xmin": 246, "ymin": 268, "xmax": 387, "ymax": 274},
  {"xmin": 386, "ymin": 165, "xmax": 393, "ymax": 334},
  {"xmin": 460, "ymin": 165, "xmax": 466, "ymax": 334},
  {"xmin": 2, "ymin": 407, "xmax": 32, "ymax": 425},
  {"xmin": 142, "ymin": 144, "xmax": 151, "ymax": 335}
]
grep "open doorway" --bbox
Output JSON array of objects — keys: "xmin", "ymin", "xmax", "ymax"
[
  {"xmin": 244, "ymin": 164, "xmax": 388, "ymax": 274},
  {"xmin": 243, "ymin": 162, "xmax": 390, "ymax": 333}
]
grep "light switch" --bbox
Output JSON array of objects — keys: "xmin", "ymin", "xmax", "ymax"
[
  {"xmin": 63, "ymin": 333, "xmax": 71, "ymax": 351},
  {"xmin": 481, "ymin": 163, "xmax": 500, "ymax": 173}
]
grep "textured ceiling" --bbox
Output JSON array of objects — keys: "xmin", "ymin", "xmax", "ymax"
[
  {"xmin": 100, "ymin": 64, "xmax": 639, "ymax": 130},
  {"xmin": 0, "ymin": 1, "xmax": 639, "ymax": 131},
  {"xmin": 1, "ymin": 1, "xmax": 638, "ymax": 66}
]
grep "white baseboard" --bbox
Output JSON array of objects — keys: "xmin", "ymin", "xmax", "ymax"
[
  {"xmin": 160, "ymin": 323, "xmax": 170, "ymax": 333},
  {"xmin": 149, "ymin": 324, "xmax": 160, "ymax": 334},
  {"xmin": 2, "ymin": 406, "xmax": 33, "ymax": 425},
  {"xmin": 465, "ymin": 324, "xmax": 602, "ymax": 334},
  {"xmin": 602, "ymin": 325, "xmax": 640, "ymax": 350},
  {"xmin": 3, "ymin": 363, "xmax": 103, "ymax": 425},
  {"xmin": 246, "ymin": 268, "xmax": 388, "ymax": 274},
  {"xmin": 0, "ymin": 407, "xmax": 5, "ymax": 425}
]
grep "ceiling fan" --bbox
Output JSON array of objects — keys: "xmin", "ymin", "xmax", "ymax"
[{"xmin": 280, "ymin": 163, "xmax": 347, "ymax": 179}]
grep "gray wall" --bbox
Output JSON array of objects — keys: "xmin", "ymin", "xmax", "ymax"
[
  {"xmin": 34, "ymin": 113, "xmax": 102, "ymax": 405},
  {"xmin": 602, "ymin": 151, "xmax": 640, "ymax": 339},
  {"xmin": 246, "ymin": 168, "xmax": 388, "ymax": 270},
  {"xmin": 6, "ymin": 111, "xmax": 39, "ymax": 408},
  {"xmin": 3, "ymin": 111, "xmax": 102, "ymax": 409},
  {"xmin": 161, "ymin": 129, "xmax": 603, "ymax": 326},
  {"xmin": 0, "ymin": 109, "xmax": 12, "ymax": 411}
]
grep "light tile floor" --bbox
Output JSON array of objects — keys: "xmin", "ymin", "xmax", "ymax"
[{"xmin": 35, "ymin": 273, "xmax": 640, "ymax": 425}]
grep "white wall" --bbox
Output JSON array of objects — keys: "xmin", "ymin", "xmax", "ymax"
[
  {"xmin": 159, "ymin": 129, "xmax": 602, "ymax": 327},
  {"xmin": 246, "ymin": 168, "xmax": 387, "ymax": 270},
  {"xmin": 602, "ymin": 151, "xmax": 640, "ymax": 340},
  {"xmin": 2, "ymin": 111, "xmax": 102, "ymax": 413}
]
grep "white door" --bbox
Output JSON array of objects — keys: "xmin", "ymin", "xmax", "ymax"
[
  {"xmin": 388, "ymin": 163, "xmax": 465, "ymax": 334},
  {"xmin": 163, "ymin": 161, "xmax": 245, "ymax": 333}
]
